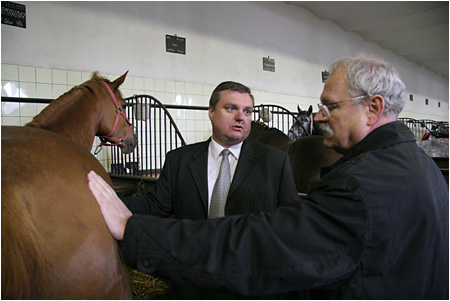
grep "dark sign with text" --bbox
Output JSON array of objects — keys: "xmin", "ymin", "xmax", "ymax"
[
  {"xmin": 263, "ymin": 57, "xmax": 275, "ymax": 72},
  {"xmin": 2, "ymin": 1, "xmax": 26, "ymax": 28},
  {"xmin": 166, "ymin": 35, "xmax": 186, "ymax": 55}
]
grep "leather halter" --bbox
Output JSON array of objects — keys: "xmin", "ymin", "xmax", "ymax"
[{"xmin": 98, "ymin": 81, "xmax": 133, "ymax": 147}]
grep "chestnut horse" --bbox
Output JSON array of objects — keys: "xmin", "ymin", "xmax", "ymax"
[
  {"xmin": 2, "ymin": 72, "xmax": 137, "ymax": 299},
  {"xmin": 250, "ymin": 121, "xmax": 341, "ymax": 193}
]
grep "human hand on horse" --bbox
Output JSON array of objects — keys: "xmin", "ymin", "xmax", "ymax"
[{"xmin": 87, "ymin": 171, "xmax": 132, "ymax": 240}]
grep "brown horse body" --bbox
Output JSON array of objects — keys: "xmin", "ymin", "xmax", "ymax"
[
  {"xmin": 2, "ymin": 73, "xmax": 136, "ymax": 299},
  {"xmin": 250, "ymin": 121, "xmax": 342, "ymax": 193}
]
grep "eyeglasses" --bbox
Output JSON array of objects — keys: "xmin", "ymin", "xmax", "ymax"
[{"xmin": 317, "ymin": 95, "xmax": 367, "ymax": 118}]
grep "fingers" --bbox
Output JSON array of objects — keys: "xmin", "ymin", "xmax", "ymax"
[{"xmin": 87, "ymin": 170, "xmax": 131, "ymax": 240}]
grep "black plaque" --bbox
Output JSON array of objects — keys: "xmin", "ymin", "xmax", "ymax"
[
  {"xmin": 166, "ymin": 35, "xmax": 186, "ymax": 55},
  {"xmin": 321, "ymin": 70, "xmax": 330, "ymax": 83},
  {"xmin": 263, "ymin": 57, "xmax": 275, "ymax": 72},
  {"xmin": 2, "ymin": 1, "xmax": 26, "ymax": 28}
]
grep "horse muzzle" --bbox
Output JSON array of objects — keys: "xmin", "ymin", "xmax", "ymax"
[{"xmin": 119, "ymin": 131, "xmax": 138, "ymax": 154}]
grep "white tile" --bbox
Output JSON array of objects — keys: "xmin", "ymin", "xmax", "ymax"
[
  {"xmin": 120, "ymin": 75, "xmax": 133, "ymax": 89},
  {"xmin": 132, "ymin": 89, "xmax": 145, "ymax": 96},
  {"xmin": 1, "ymin": 81, "xmax": 19, "ymax": 97},
  {"xmin": 186, "ymin": 110, "xmax": 196, "ymax": 120},
  {"xmin": 1, "ymin": 116, "xmax": 21, "ymax": 126},
  {"xmin": 166, "ymin": 92, "xmax": 176, "ymax": 104},
  {"xmin": 175, "ymin": 81, "xmax": 185, "ymax": 93},
  {"xmin": 132, "ymin": 77, "xmax": 144, "ymax": 90},
  {"xmin": 155, "ymin": 79, "xmax": 165, "ymax": 92},
  {"xmin": 18, "ymin": 66, "xmax": 36, "ymax": 82},
  {"xmin": 185, "ymin": 94, "xmax": 195, "ymax": 106},
  {"xmin": 2, "ymin": 102, "xmax": 20, "ymax": 116},
  {"xmin": 20, "ymin": 116, "xmax": 33, "ymax": 126},
  {"xmin": 195, "ymin": 109, "xmax": 208, "ymax": 119},
  {"xmin": 36, "ymin": 68, "xmax": 52, "ymax": 83},
  {"xmin": 120, "ymin": 88, "xmax": 133, "ymax": 98},
  {"xmin": 53, "ymin": 84, "xmax": 69, "ymax": 98},
  {"xmin": 68, "ymin": 71, "xmax": 82, "ymax": 85},
  {"xmin": 144, "ymin": 78, "xmax": 155, "ymax": 91},
  {"xmin": 21, "ymin": 103, "xmax": 37, "ymax": 117},
  {"xmin": 52, "ymin": 69, "xmax": 67, "ymax": 85},
  {"xmin": 165, "ymin": 80, "xmax": 175, "ymax": 93},
  {"xmin": 1, "ymin": 64, "xmax": 19, "ymax": 81},
  {"xmin": 202, "ymin": 84, "xmax": 212, "ymax": 96},
  {"xmin": 36, "ymin": 103, "xmax": 48, "ymax": 114},
  {"xmin": 19, "ymin": 82, "xmax": 37, "ymax": 98},
  {"xmin": 184, "ymin": 82, "xmax": 194, "ymax": 94},
  {"xmin": 37, "ymin": 83, "xmax": 53, "ymax": 99},
  {"xmin": 193, "ymin": 83, "xmax": 203, "ymax": 95},
  {"xmin": 154, "ymin": 91, "xmax": 165, "ymax": 102},
  {"xmin": 202, "ymin": 95, "xmax": 210, "ymax": 106},
  {"xmin": 82, "ymin": 72, "xmax": 94, "ymax": 82}
]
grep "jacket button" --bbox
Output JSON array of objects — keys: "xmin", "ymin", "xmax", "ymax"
[{"xmin": 143, "ymin": 259, "xmax": 151, "ymax": 267}]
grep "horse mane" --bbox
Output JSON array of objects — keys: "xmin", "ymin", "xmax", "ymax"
[{"xmin": 25, "ymin": 73, "xmax": 109, "ymax": 130}]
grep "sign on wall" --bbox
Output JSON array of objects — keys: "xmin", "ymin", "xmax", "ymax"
[
  {"xmin": 263, "ymin": 57, "xmax": 275, "ymax": 72},
  {"xmin": 166, "ymin": 35, "xmax": 186, "ymax": 55},
  {"xmin": 2, "ymin": 1, "xmax": 26, "ymax": 28}
]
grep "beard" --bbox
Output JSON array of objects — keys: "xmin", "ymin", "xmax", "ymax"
[{"xmin": 319, "ymin": 122, "xmax": 334, "ymax": 138}]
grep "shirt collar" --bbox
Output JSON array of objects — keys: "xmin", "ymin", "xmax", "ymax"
[{"xmin": 210, "ymin": 138, "xmax": 243, "ymax": 160}]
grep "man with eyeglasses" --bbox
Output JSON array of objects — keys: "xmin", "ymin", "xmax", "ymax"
[{"xmin": 88, "ymin": 55, "xmax": 448, "ymax": 299}]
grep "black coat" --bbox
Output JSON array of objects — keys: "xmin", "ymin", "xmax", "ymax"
[
  {"xmin": 122, "ymin": 138, "xmax": 299, "ymax": 299},
  {"xmin": 122, "ymin": 122, "xmax": 449, "ymax": 299}
]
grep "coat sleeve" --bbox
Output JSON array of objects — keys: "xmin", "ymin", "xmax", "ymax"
[
  {"xmin": 277, "ymin": 152, "xmax": 300, "ymax": 207},
  {"xmin": 120, "ymin": 173, "xmax": 369, "ymax": 296}
]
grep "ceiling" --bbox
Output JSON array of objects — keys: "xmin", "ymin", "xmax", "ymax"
[{"xmin": 286, "ymin": 1, "xmax": 449, "ymax": 79}]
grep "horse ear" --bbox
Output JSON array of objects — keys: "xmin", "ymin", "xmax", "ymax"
[
  {"xmin": 308, "ymin": 105, "xmax": 313, "ymax": 114},
  {"xmin": 297, "ymin": 105, "xmax": 301, "ymax": 114},
  {"xmin": 111, "ymin": 71, "xmax": 129, "ymax": 91}
]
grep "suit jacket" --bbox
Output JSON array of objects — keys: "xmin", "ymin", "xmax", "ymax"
[
  {"xmin": 123, "ymin": 138, "xmax": 298, "ymax": 220},
  {"xmin": 123, "ymin": 138, "xmax": 299, "ymax": 299},
  {"xmin": 122, "ymin": 122, "xmax": 448, "ymax": 299}
]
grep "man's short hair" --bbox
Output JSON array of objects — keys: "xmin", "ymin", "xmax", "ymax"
[{"xmin": 209, "ymin": 81, "xmax": 255, "ymax": 108}]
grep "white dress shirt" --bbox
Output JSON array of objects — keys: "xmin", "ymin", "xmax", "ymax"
[{"xmin": 207, "ymin": 138, "xmax": 243, "ymax": 210}]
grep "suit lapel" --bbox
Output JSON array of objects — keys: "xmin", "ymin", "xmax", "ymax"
[
  {"xmin": 188, "ymin": 140, "xmax": 210, "ymax": 212},
  {"xmin": 228, "ymin": 139, "xmax": 259, "ymax": 200}
]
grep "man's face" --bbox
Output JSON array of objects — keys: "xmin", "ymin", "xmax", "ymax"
[
  {"xmin": 314, "ymin": 67, "xmax": 370, "ymax": 154},
  {"xmin": 209, "ymin": 90, "xmax": 253, "ymax": 148}
]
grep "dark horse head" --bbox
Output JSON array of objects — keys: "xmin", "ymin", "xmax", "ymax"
[{"xmin": 288, "ymin": 105, "xmax": 324, "ymax": 140}]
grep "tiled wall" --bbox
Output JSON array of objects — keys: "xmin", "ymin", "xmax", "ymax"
[
  {"xmin": 1, "ymin": 64, "xmax": 319, "ymax": 137},
  {"xmin": 1, "ymin": 64, "xmax": 319, "ymax": 171}
]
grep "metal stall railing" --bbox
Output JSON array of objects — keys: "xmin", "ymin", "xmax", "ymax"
[
  {"xmin": 109, "ymin": 95, "xmax": 186, "ymax": 178},
  {"xmin": 252, "ymin": 104, "xmax": 298, "ymax": 135},
  {"xmin": 398, "ymin": 118, "xmax": 449, "ymax": 140}
]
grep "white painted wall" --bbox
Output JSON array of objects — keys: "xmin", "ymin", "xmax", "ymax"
[{"xmin": 2, "ymin": 1, "xmax": 448, "ymax": 120}]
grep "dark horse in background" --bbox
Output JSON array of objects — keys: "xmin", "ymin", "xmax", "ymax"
[
  {"xmin": 250, "ymin": 121, "xmax": 341, "ymax": 194},
  {"xmin": 2, "ymin": 72, "xmax": 137, "ymax": 299},
  {"xmin": 288, "ymin": 105, "xmax": 324, "ymax": 140}
]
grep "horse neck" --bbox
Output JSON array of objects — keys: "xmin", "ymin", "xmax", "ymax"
[{"xmin": 26, "ymin": 88, "xmax": 100, "ymax": 152}]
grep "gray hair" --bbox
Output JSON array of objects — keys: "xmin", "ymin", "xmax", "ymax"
[{"xmin": 330, "ymin": 55, "xmax": 406, "ymax": 116}]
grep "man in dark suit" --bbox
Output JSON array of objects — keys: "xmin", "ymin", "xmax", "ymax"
[{"xmin": 120, "ymin": 81, "xmax": 299, "ymax": 299}]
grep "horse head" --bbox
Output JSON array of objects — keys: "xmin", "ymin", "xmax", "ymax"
[
  {"xmin": 95, "ymin": 72, "xmax": 137, "ymax": 154},
  {"xmin": 288, "ymin": 105, "xmax": 313, "ymax": 140}
]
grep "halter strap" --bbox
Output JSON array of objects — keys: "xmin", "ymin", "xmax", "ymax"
[{"xmin": 98, "ymin": 81, "xmax": 133, "ymax": 147}]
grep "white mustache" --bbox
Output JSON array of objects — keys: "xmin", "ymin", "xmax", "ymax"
[{"xmin": 319, "ymin": 122, "xmax": 334, "ymax": 137}]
